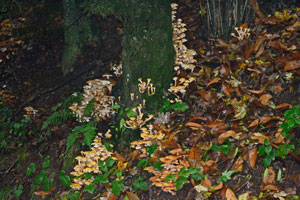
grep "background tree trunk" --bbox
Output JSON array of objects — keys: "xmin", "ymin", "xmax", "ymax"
[
  {"xmin": 62, "ymin": 0, "xmax": 99, "ymax": 75},
  {"xmin": 118, "ymin": 0, "xmax": 175, "ymax": 113}
]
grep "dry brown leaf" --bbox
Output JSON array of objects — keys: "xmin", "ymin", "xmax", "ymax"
[
  {"xmin": 251, "ymin": 134, "xmax": 269, "ymax": 144},
  {"xmin": 274, "ymin": 132, "xmax": 285, "ymax": 144},
  {"xmin": 207, "ymin": 120, "xmax": 226, "ymax": 133},
  {"xmin": 218, "ymin": 130, "xmax": 236, "ymax": 144},
  {"xmin": 209, "ymin": 181, "xmax": 223, "ymax": 191},
  {"xmin": 169, "ymin": 130, "xmax": 180, "ymax": 140},
  {"xmin": 272, "ymin": 85, "xmax": 283, "ymax": 94},
  {"xmin": 258, "ymin": 94, "xmax": 272, "ymax": 105},
  {"xmin": 225, "ymin": 188, "xmax": 237, "ymax": 200},
  {"xmin": 188, "ymin": 147, "xmax": 200, "ymax": 160},
  {"xmin": 245, "ymin": 88, "xmax": 265, "ymax": 94},
  {"xmin": 200, "ymin": 177, "xmax": 212, "ymax": 187},
  {"xmin": 232, "ymin": 156, "xmax": 244, "ymax": 171},
  {"xmin": 247, "ymin": 67, "xmax": 261, "ymax": 74},
  {"xmin": 254, "ymin": 36, "xmax": 267, "ymax": 52},
  {"xmin": 162, "ymin": 139, "xmax": 179, "ymax": 149},
  {"xmin": 107, "ymin": 193, "xmax": 117, "ymax": 200},
  {"xmin": 261, "ymin": 184, "xmax": 280, "ymax": 191},
  {"xmin": 263, "ymin": 167, "xmax": 275, "ymax": 185},
  {"xmin": 248, "ymin": 147, "xmax": 258, "ymax": 168},
  {"xmin": 222, "ymin": 82, "xmax": 231, "ymax": 98},
  {"xmin": 248, "ymin": 119, "xmax": 259, "ymax": 128},
  {"xmin": 207, "ymin": 78, "xmax": 221, "ymax": 87},
  {"xmin": 114, "ymin": 152, "xmax": 126, "ymax": 162},
  {"xmin": 284, "ymin": 60, "xmax": 300, "ymax": 71},
  {"xmin": 255, "ymin": 45, "xmax": 265, "ymax": 58},
  {"xmin": 126, "ymin": 191, "xmax": 140, "ymax": 200},
  {"xmin": 218, "ymin": 39, "xmax": 229, "ymax": 47},
  {"xmin": 185, "ymin": 122, "xmax": 202, "ymax": 129},
  {"xmin": 274, "ymin": 103, "xmax": 292, "ymax": 110}
]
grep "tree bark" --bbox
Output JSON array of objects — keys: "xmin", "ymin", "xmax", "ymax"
[{"xmin": 118, "ymin": 0, "xmax": 175, "ymax": 113}]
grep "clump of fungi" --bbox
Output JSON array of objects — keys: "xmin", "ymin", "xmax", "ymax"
[
  {"xmin": 70, "ymin": 131, "xmax": 116, "ymax": 190},
  {"xmin": 69, "ymin": 74, "xmax": 116, "ymax": 122}
]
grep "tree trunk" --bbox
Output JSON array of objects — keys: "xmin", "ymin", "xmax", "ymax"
[
  {"xmin": 62, "ymin": 0, "xmax": 99, "ymax": 75},
  {"xmin": 118, "ymin": 0, "xmax": 175, "ymax": 113}
]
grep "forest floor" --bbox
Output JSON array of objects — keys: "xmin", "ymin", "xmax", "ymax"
[{"xmin": 0, "ymin": 1, "xmax": 300, "ymax": 200}]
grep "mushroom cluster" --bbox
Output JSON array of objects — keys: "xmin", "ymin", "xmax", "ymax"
[
  {"xmin": 168, "ymin": 76, "xmax": 195, "ymax": 99},
  {"xmin": 130, "ymin": 124, "xmax": 165, "ymax": 158},
  {"xmin": 70, "ymin": 131, "xmax": 116, "ymax": 190},
  {"xmin": 138, "ymin": 78, "xmax": 156, "ymax": 96},
  {"xmin": 171, "ymin": 3, "xmax": 197, "ymax": 73},
  {"xmin": 23, "ymin": 106, "xmax": 38, "ymax": 118},
  {"xmin": 69, "ymin": 75, "xmax": 116, "ymax": 122},
  {"xmin": 144, "ymin": 148, "xmax": 190, "ymax": 195},
  {"xmin": 231, "ymin": 26, "xmax": 251, "ymax": 41},
  {"xmin": 124, "ymin": 104, "xmax": 154, "ymax": 129},
  {"xmin": 111, "ymin": 62, "xmax": 123, "ymax": 77}
]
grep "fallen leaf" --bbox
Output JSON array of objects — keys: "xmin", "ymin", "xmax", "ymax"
[
  {"xmin": 218, "ymin": 130, "xmax": 236, "ymax": 144},
  {"xmin": 293, "ymin": 173, "xmax": 300, "ymax": 183},
  {"xmin": 258, "ymin": 94, "xmax": 272, "ymax": 105},
  {"xmin": 194, "ymin": 184, "xmax": 208, "ymax": 193},
  {"xmin": 248, "ymin": 119, "xmax": 259, "ymax": 128},
  {"xmin": 207, "ymin": 78, "xmax": 221, "ymax": 87},
  {"xmin": 222, "ymin": 82, "xmax": 231, "ymax": 98},
  {"xmin": 126, "ymin": 191, "xmax": 140, "ymax": 200},
  {"xmin": 188, "ymin": 147, "xmax": 200, "ymax": 160},
  {"xmin": 232, "ymin": 156, "xmax": 244, "ymax": 171},
  {"xmin": 226, "ymin": 188, "xmax": 237, "ymax": 200},
  {"xmin": 245, "ymin": 88, "xmax": 265, "ymax": 94},
  {"xmin": 238, "ymin": 192, "xmax": 249, "ymax": 200},
  {"xmin": 185, "ymin": 122, "xmax": 202, "ymax": 129},
  {"xmin": 254, "ymin": 36, "xmax": 267, "ymax": 52},
  {"xmin": 251, "ymin": 133, "xmax": 269, "ymax": 144},
  {"xmin": 263, "ymin": 167, "xmax": 275, "ymax": 185},
  {"xmin": 114, "ymin": 152, "xmax": 126, "ymax": 162},
  {"xmin": 209, "ymin": 181, "xmax": 223, "ymax": 191},
  {"xmin": 284, "ymin": 60, "xmax": 300, "ymax": 71},
  {"xmin": 261, "ymin": 184, "xmax": 279, "ymax": 191},
  {"xmin": 248, "ymin": 147, "xmax": 258, "ymax": 168},
  {"xmin": 274, "ymin": 132, "xmax": 285, "ymax": 144},
  {"xmin": 274, "ymin": 103, "xmax": 292, "ymax": 110},
  {"xmin": 207, "ymin": 120, "xmax": 226, "ymax": 133},
  {"xmin": 272, "ymin": 85, "xmax": 283, "ymax": 94},
  {"xmin": 200, "ymin": 177, "xmax": 212, "ymax": 187}
]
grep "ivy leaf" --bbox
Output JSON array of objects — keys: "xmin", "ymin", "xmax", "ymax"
[
  {"xmin": 83, "ymin": 98, "xmax": 95, "ymax": 116},
  {"xmin": 84, "ymin": 183, "xmax": 95, "ymax": 194},
  {"xmin": 59, "ymin": 170, "xmax": 71, "ymax": 187},
  {"xmin": 111, "ymin": 180, "xmax": 124, "ymax": 196},
  {"xmin": 26, "ymin": 163, "xmax": 36, "ymax": 176}
]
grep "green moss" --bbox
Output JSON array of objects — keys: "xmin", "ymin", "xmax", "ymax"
[{"xmin": 119, "ymin": 0, "xmax": 175, "ymax": 113}]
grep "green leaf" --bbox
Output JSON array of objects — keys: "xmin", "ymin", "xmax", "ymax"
[
  {"xmin": 26, "ymin": 163, "xmax": 36, "ymax": 176},
  {"xmin": 277, "ymin": 169, "xmax": 282, "ymax": 181},
  {"xmin": 84, "ymin": 183, "xmax": 95, "ymax": 194},
  {"xmin": 111, "ymin": 180, "xmax": 124, "ymax": 196},
  {"xmin": 13, "ymin": 185, "xmax": 23, "ymax": 198},
  {"xmin": 137, "ymin": 159, "xmax": 146, "ymax": 168},
  {"xmin": 112, "ymin": 104, "xmax": 120, "ymax": 109},
  {"xmin": 176, "ymin": 176, "xmax": 187, "ymax": 190},
  {"xmin": 146, "ymin": 144, "xmax": 157, "ymax": 155},
  {"xmin": 106, "ymin": 158, "xmax": 116, "ymax": 168},
  {"xmin": 42, "ymin": 156, "xmax": 50, "ymax": 168},
  {"xmin": 114, "ymin": 169, "xmax": 122, "ymax": 178},
  {"xmin": 153, "ymin": 160, "xmax": 163, "ymax": 171},
  {"xmin": 262, "ymin": 156, "xmax": 272, "ymax": 167},
  {"xmin": 120, "ymin": 118, "xmax": 125, "ymax": 129},
  {"xmin": 98, "ymin": 160, "xmax": 108, "ymax": 172},
  {"xmin": 83, "ymin": 98, "xmax": 95, "ymax": 116},
  {"xmin": 164, "ymin": 173, "xmax": 174, "ymax": 182},
  {"xmin": 133, "ymin": 177, "xmax": 148, "ymax": 191},
  {"xmin": 104, "ymin": 141, "xmax": 113, "ymax": 152},
  {"xmin": 191, "ymin": 173, "xmax": 205, "ymax": 181},
  {"xmin": 59, "ymin": 170, "xmax": 71, "ymax": 187}
]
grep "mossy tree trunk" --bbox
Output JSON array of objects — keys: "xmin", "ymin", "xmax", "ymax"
[
  {"xmin": 62, "ymin": 0, "xmax": 99, "ymax": 75},
  {"xmin": 118, "ymin": 0, "xmax": 175, "ymax": 114}
]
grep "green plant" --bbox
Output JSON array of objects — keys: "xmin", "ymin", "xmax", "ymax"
[
  {"xmin": 258, "ymin": 139, "xmax": 275, "ymax": 167},
  {"xmin": 133, "ymin": 176, "xmax": 148, "ymax": 191},
  {"xmin": 59, "ymin": 170, "xmax": 71, "ymax": 187},
  {"xmin": 0, "ymin": 186, "xmax": 12, "ymax": 200},
  {"xmin": 26, "ymin": 162, "xmax": 36, "ymax": 176},
  {"xmin": 161, "ymin": 101, "xmax": 189, "ymax": 112},
  {"xmin": 165, "ymin": 167, "xmax": 204, "ymax": 190},
  {"xmin": 210, "ymin": 139, "xmax": 232, "ymax": 155},
  {"xmin": 280, "ymin": 105, "xmax": 300, "ymax": 137},
  {"xmin": 13, "ymin": 184, "xmax": 23, "ymax": 199},
  {"xmin": 66, "ymin": 121, "xmax": 96, "ymax": 151},
  {"xmin": 217, "ymin": 170, "xmax": 236, "ymax": 184},
  {"xmin": 32, "ymin": 170, "xmax": 53, "ymax": 192}
]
